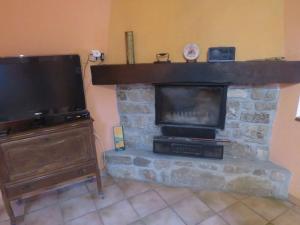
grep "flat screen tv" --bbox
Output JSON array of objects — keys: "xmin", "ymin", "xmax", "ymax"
[{"xmin": 0, "ymin": 55, "xmax": 86, "ymax": 125}]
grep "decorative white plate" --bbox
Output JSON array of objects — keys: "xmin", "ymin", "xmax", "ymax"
[{"xmin": 183, "ymin": 43, "xmax": 200, "ymax": 62}]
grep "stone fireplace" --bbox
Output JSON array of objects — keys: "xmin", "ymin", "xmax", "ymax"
[
  {"xmin": 105, "ymin": 83, "xmax": 291, "ymax": 199},
  {"xmin": 116, "ymin": 84, "xmax": 278, "ymax": 161}
]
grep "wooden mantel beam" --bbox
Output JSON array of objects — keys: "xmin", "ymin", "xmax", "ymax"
[{"xmin": 91, "ymin": 61, "xmax": 300, "ymax": 85}]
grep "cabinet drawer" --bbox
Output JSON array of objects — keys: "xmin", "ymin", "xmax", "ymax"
[
  {"xmin": 1, "ymin": 127, "xmax": 95, "ymax": 181},
  {"xmin": 5, "ymin": 164, "xmax": 96, "ymax": 199}
]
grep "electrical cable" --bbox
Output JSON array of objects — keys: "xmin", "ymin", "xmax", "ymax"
[{"xmin": 82, "ymin": 53, "xmax": 107, "ymax": 170}]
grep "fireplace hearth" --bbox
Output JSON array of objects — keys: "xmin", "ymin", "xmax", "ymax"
[{"xmin": 154, "ymin": 84, "xmax": 227, "ymax": 159}]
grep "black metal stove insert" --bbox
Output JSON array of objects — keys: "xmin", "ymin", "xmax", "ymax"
[{"xmin": 153, "ymin": 83, "xmax": 228, "ymax": 159}]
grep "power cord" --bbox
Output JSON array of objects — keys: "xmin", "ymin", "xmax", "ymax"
[{"xmin": 82, "ymin": 53, "xmax": 107, "ymax": 170}]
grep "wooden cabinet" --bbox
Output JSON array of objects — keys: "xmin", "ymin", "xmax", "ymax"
[{"xmin": 0, "ymin": 119, "xmax": 102, "ymax": 225}]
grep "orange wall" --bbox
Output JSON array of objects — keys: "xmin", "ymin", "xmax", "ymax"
[
  {"xmin": 0, "ymin": 0, "xmax": 119, "ymax": 167},
  {"xmin": 107, "ymin": 0, "xmax": 284, "ymax": 63},
  {"xmin": 270, "ymin": 0, "xmax": 300, "ymax": 199}
]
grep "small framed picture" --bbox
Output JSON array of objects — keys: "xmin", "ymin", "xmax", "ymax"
[{"xmin": 113, "ymin": 126, "xmax": 125, "ymax": 151}]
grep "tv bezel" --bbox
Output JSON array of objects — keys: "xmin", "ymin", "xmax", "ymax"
[{"xmin": 0, "ymin": 54, "xmax": 86, "ymax": 131}]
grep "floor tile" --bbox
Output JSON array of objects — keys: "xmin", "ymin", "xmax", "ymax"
[
  {"xmin": 58, "ymin": 182, "xmax": 88, "ymax": 202},
  {"xmin": 129, "ymin": 190, "xmax": 167, "ymax": 217},
  {"xmin": 229, "ymin": 193, "xmax": 249, "ymax": 200},
  {"xmin": 99, "ymin": 200, "xmax": 139, "ymax": 225},
  {"xmin": 198, "ymin": 215, "xmax": 228, "ymax": 225},
  {"xmin": 1, "ymin": 217, "xmax": 25, "ymax": 225},
  {"xmin": 220, "ymin": 202, "xmax": 267, "ymax": 225},
  {"xmin": 86, "ymin": 176, "xmax": 115, "ymax": 193},
  {"xmin": 143, "ymin": 208, "xmax": 185, "ymax": 225},
  {"xmin": 292, "ymin": 204, "xmax": 300, "ymax": 214},
  {"xmin": 242, "ymin": 196, "xmax": 288, "ymax": 220},
  {"xmin": 25, "ymin": 205, "xmax": 63, "ymax": 225},
  {"xmin": 93, "ymin": 184, "xmax": 125, "ymax": 209},
  {"xmin": 60, "ymin": 193, "xmax": 96, "ymax": 221},
  {"xmin": 65, "ymin": 211, "xmax": 103, "ymax": 225},
  {"xmin": 155, "ymin": 186, "xmax": 192, "ymax": 205},
  {"xmin": 102, "ymin": 176, "xmax": 115, "ymax": 187},
  {"xmin": 197, "ymin": 191, "xmax": 237, "ymax": 212},
  {"xmin": 116, "ymin": 179, "xmax": 152, "ymax": 198},
  {"xmin": 129, "ymin": 221, "xmax": 146, "ymax": 225},
  {"xmin": 172, "ymin": 195, "xmax": 214, "ymax": 225},
  {"xmin": 11, "ymin": 200, "xmax": 25, "ymax": 217},
  {"xmin": 272, "ymin": 209, "xmax": 300, "ymax": 225},
  {"xmin": 26, "ymin": 191, "xmax": 58, "ymax": 213}
]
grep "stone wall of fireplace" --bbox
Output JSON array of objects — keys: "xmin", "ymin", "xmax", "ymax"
[{"xmin": 116, "ymin": 84, "xmax": 280, "ymax": 161}]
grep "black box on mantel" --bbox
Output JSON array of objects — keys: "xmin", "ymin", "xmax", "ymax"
[{"xmin": 153, "ymin": 136, "xmax": 223, "ymax": 159}]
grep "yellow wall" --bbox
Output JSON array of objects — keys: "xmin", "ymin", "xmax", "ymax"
[
  {"xmin": 270, "ymin": 0, "xmax": 300, "ymax": 199},
  {"xmin": 107, "ymin": 0, "xmax": 284, "ymax": 63},
  {"xmin": 0, "ymin": 0, "xmax": 119, "ymax": 167}
]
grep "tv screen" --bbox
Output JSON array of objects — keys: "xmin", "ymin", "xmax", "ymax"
[{"xmin": 0, "ymin": 55, "xmax": 86, "ymax": 123}]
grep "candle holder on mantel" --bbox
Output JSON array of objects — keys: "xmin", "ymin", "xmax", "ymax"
[
  {"xmin": 125, "ymin": 31, "xmax": 135, "ymax": 64},
  {"xmin": 154, "ymin": 53, "xmax": 171, "ymax": 64}
]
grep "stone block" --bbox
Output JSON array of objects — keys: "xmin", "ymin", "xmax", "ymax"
[
  {"xmin": 242, "ymin": 125, "xmax": 269, "ymax": 144},
  {"xmin": 227, "ymin": 89, "xmax": 248, "ymax": 98},
  {"xmin": 170, "ymin": 167, "xmax": 226, "ymax": 189},
  {"xmin": 107, "ymin": 166, "xmax": 136, "ymax": 179},
  {"xmin": 270, "ymin": 171, "xmax": 286, "ymax": 182},
  {"xmin": 123, "ymin": 115, "xmax": 151, "ymax": 128},
  {"xmin": 255, "ymin": 102, "xmax": 277, "ymax": 111},
  {"xmin": 226, "ymin": 176, "xmax": 274, "ymax": 196},
  {"xmin": 225, "ymin": 121, "xmax": 240, "ymax": 129},
  {"xmin": 198, "ymin": 162, "xmax": 218, "ymax": 171},
  {"xmin": 223, "ymin": 165, "xmax": 251, "ymax": 174},
  {"xmin": 256, "ymin": 147, "xmax": 269, "ymax": 161},
  {"xmin": 133, "ymin": 157, "xmax": 151, "ymax": 167},
  {"xmin": 159, "ymin": 171, "xmax": 170, "ymax": 184},
  {"xmin": 253, "ymin": 169, "xmax": 267, "ymax": 176},
  {"xmin": 126, "ymin": 89, "xmax": 154, "ymax": 102},
  {"xmin": 117, "ymin": 91, "xmax": 127, "ymax": 101},
  {"xmin": 224, "ymin": 142, "xmax": 257, "ymax": 160},
  {"xmin": 118, "ymin": 85, "xmax": 133, "ymax": 90},
  {"xmin": 231, "ymin": 129, "xmax": 242, "ymax": 139},
  {"xmin": 106, "ymin": 155, "xmax": 132, "ymax": 165},
  {"xmin": 118, "ymin": 102, "xmax": 151, "ymax": 114},
  {"xmin": 174, "ymin": 161, "xmax": 194, "ymax": 167},
  {"xmin": 241, "ymin": 102, "xmax": 254, "ymax": 110},
  {"xmin": 154, "ymin": 160, "xmax": 171, "ymax": 170},
  {"xmin": 251, "ymin": 89, "xmax": 278, "ymax": 101},
  {"xmin": 227, "ymin": 101, "xmax": 240, "ymax": 119},
  {"xmin": 217, "ymin": 130, "xmax": 231, "ymax": 138},
  {"xmin": 240, "ymin": 112, "xmax": 270, "ymax": 124},
  {"xmin": 139, "ymin": 169, "xmax": 157, "ymax": 182}
]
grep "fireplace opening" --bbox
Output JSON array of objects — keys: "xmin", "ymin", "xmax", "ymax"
[
  {"xmin": 155, "ymin": 84, "xmax": 227, "ymax": 129},
  {"xmin": 154, "ymin": 83, "xmax": 228, "ymax": 159}
]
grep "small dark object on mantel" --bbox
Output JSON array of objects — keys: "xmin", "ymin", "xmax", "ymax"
[
  {"xmin": 207, "ymin": 47, "xmax": 235, "ymax": 62},
  {"xmin": 154, "ymin": 53, "xmax": 171, "ymax": 63}
]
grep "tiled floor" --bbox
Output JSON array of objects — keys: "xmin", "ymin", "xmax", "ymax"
[{"xmin": 1, "ymin": 176, "xmax": 300, "ymax": 225}]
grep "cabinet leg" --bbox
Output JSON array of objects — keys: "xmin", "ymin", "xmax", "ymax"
[
  {"xmin": 95, "ymin": 169, "xmax": 104, "ymax": 198},
  {"xmin": 1, "ymin": 191, "xmax": 16, "ymax": 225}
]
